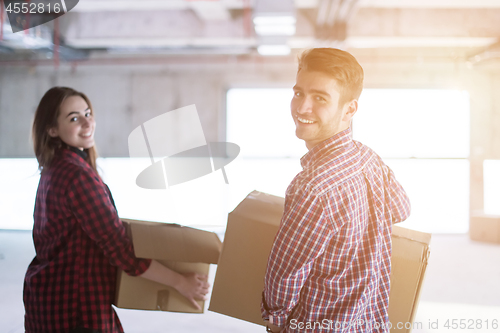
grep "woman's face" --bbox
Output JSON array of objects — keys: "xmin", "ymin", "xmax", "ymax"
[{"xmin": 48, "ymin": 95, "xmax": 96, "ymax": 150}]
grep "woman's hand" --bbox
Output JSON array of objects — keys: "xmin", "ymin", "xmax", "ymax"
[
  {"xmin": 173, "ymin": 272, "xmax": 210, "ymax": 310},
  {"xmin": 139, "ymin": 260, "xmax": 211, "ymax": 310}
]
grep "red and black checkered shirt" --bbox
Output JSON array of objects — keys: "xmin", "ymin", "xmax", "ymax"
[
  {"xmin": 24, "ymin": 147, "xmax": 151, "ymax": 333},
  {"xmin": 262, "ymin": 128, "xmax": 411, "ymax": 332}
]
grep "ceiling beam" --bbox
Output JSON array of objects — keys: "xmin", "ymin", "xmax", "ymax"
[
  {"xmin": 58, "ymin": 8, "xmax": 500, "ymax": 50},
  {"xmin": 358, "ymin": 0, "xmax": 500, "ymax": 8},
  {"xmin": 72, "ymin": 0, "xmax": 321, "ymax": 12},
  {"xmin": 188, "ymin": 1, "xmax": 231, "ymax": 21},
  {"xmin": 63, "ymin": 36, "xmax": 497, "ymax": 50},
  {"xmin": 72, "ymin": 0, "xmax": 500, "ymax": 12}
]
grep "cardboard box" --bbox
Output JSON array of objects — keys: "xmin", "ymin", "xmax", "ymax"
[
  {"xmin": 115, "ymin": 218, "xmax": 222, "ymax": 313},
  {"xmin": 469, "ymin": 213, "xmax": 500, "ymax": 244},
  {"xmin": 209, "ymin": 191, "xmax": 431, "ymax": 333},
  {"xmin": 389, "ymin": 224, "xmax": 431, "ymax": 332},
  {"xmin": 209, "ymin": 191, "xmax": 283, "ymax": 325}
]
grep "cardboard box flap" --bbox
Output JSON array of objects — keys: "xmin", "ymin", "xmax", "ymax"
[
  {"xmin": 392, "ymin": 225, "xmax": 432, "ymax": 245},
  {"xmin": 230, "ymin": 191, "xmax": 285, "ymax": 226},
  {"xmin": 122, "ymin": 218, "xmax": 222, "ymax": 264},
  {"xmin": 182, "ymin": 227, "xmax": 223, "ymax": 264}
]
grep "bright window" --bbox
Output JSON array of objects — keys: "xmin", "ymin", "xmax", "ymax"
[
  {"xmin": 0, "ymin": 159, "xmax": 40, "ymax": 230},
  {"xmin": 354, "ymin": 89, "xmax": 469, "ymax": 158},
  {"xmin": 0, "ymin": 157, "xmax": 231, "ymax": 231},
  {"xmin": 227, "ymin": 88, "xmax": 471, "ymax": 233},
  {"xmin": 226, "ymin": 89, "xmax": 307, "ymax": 158},
  {"xmin": 484, "ymin": 160, "xmax": 500, "ymax": 215},
  {"xmin": 0, "ymin": 89, "xmax": 471, "ymax": 233},
  {"xmin": 353, "ymin": 89, "xmax": 470, "ymax": 233}
]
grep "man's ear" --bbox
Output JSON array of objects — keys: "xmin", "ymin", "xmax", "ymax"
[
  {"xmin": 48, "ymin": 127, "xmax": 58, "ymax": 138},
  {"xmin": 342, "ymin": 100, "xmax": 358, "ymax": 122}
]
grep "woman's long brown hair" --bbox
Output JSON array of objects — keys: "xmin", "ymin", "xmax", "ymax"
[{"xmin": 32, "ymin": 87, "xmax": 98, "ymax": 172}]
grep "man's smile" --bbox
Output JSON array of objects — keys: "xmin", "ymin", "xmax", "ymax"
[{"xmin": 296, "ymin": 116, "xmax": 315, "ymax": 124}]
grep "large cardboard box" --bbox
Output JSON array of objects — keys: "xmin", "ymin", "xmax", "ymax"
[
  {"xmin": 209, "ymin": 191, "xmax": 283, "ymax": 326},
  {"xmin": 210, "ymin": 191, "xmax": 431, "ymax": 332},
  {"xmin": 115, "ymin": 219, "xmax": 222, "ymax": 313},
  {"xmin": 469, "ymin": 213, "xmax": 500, "ymax": 244}
]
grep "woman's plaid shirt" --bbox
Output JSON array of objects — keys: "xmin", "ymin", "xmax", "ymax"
[
  {"xmin": 262, "ymin": 128, "xmax": 411, "ymax": 332},
  {"xmin": 24, "ymin": 148, "xmax": 151, "ymax": 333}
]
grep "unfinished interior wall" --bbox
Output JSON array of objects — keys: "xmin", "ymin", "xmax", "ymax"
[
  {"xmin": 0, "ymin": 56, "xmax": 498, "ymax": 215},
  {"xmin": 0, "ymin": 60, "xmax": 297, "ymax": 157}
]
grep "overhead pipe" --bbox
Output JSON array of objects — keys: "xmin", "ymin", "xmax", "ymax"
[
  {"xmin": 467, "ymin": 42, "xmax": 500, "ymax": 65},
  {"xmin": 25, "ymin": 0, "xmax": 31, "ymax": 34},
  {"xmin": 3, "ymin": 53, "xmax": 465, "ymax": 67},
  {"xmin": 323, "ymin": 0, "xmax": 359, "ymax": 26},
  {"xmin": 54, "ymin": 17, "xmax": 59, "ymax": 69},
  {"xmin": 337, "ymin": 0, "xmax": 353, "ymax": 22},
  {"xmin": 243, "ymin": 0, "xmax": 252, "ymax": 38},
  {"xmin": 339, "ymin": 0, "xmax": 360, "ymax": 22},
  {"xmin": 325, "ymin": 0, "xmax": 342, "ymax": 27},
  {"xmin": 1, "ymin": 0, "xmax": 4, "ymax": 41},
  {"xmin": 331, "ymin": 0, "xmax": 357, "ymax": 41},
  {"xmin": 468, "ymin": 51, "xmax": 500, "ymax": 65},
  {"xmin": 316, "ymin": 0, "xmax": 359, "ymax": 41},
  {"xmin": 344, "ymin": 1, "xmax": 360, "ymax": 23},
  {"xmin": 316, "ymin": 0, "xmax": 331, "ymax": 27},
  {"xmin": 0, "ymin": 53, "xmax": 297, "ymax": 67}
]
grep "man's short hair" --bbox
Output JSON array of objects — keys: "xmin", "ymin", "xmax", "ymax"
[{"xmin": 297, "ymin": 48, "xmax": 364, "ymax": 106}]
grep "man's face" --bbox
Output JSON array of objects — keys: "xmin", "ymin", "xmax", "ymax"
[{"xmin": 291, "ymin": 69, "xmax": 355, "ymax": 150}]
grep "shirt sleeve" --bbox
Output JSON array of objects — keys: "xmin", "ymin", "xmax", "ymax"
[
  {"xmin": 384, "ymin": 164, "xmax": 411, "ymax": 223},
  {"xmin": 261, "ymin": 190, "xmax": 334, "ymax": 327},
  {"xmin": 67, "ymin": 168, "xmax": 151, "ymax": 276}
]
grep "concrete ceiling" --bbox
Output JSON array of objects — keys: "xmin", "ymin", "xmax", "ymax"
[{"xmin": 1, "ymin": 0, "xmax": 500, "ymax": 64}]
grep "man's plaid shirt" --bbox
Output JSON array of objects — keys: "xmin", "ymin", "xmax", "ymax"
[
  {"xmin": 24, "ymin": 147, "xmax": 151, "ymax": 333},
  {"xmin": 262, "ymin": 128, "xmax": 411, "ymax": 332}
]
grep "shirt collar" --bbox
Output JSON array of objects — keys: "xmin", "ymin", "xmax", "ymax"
[
  {"xmin": 64, "ymin": 144, "xmax": 88, "ymax": 160},
  {"xmin": 300, "ymin": 127, "xmax": 353, "ymax": 169}
]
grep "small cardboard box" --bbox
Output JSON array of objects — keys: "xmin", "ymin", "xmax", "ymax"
[
  {"xmin": 469, "ymin": 213, "xmax": 500, "ymax": 244},
  {"xmin": 389, "ymin": 224, "xmax": 431, "ymax": 332},
  {"xmin": 209, "ymin": 191, "xmax": 431, "ymax": 333},
  {"xmin": 115, "ymin": 218, "xmax": 222, "ymax": 313}
]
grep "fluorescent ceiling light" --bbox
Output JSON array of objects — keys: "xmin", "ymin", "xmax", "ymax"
[
  {"xmin": 257, "ymin": 45, "xmax": 291, "ymax": 56},
  {"xmin": 253, "ymin": 15, "xmax": 296, "ymax": 36},
  {"xmin": 255, "ymin": 25, "xmax": 296, "ymax": 36},
  {"xmin": 253, "ymin": 16, "xmax": 297, "ymax": 25}
]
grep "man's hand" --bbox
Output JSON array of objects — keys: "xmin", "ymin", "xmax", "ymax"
[{"xmin": 266, "ymin": 321, "xmax": 283, "ymax": 333}]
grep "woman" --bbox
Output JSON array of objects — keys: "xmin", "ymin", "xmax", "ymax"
[{"xmin": 24, "ymin": 87, "xmax": 209, "ymax": 333}]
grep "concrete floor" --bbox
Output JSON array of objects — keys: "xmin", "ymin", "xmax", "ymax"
[{"xmin": 1, "ymin": 230, "xmax": 500, "ymax": 333}]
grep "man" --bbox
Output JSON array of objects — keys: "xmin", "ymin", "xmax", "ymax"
[{"xmin": 261, "ymin": 48, "xmax": 411, "ymax": 333}]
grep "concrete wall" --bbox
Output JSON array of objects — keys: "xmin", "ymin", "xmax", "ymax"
[
  {"xmin": 1, "ymin": 55, "xmax": 499, "ymax": 213},
  {"xmin": 0, "ymin": 60, "xmax": 297, "ymax": 157}
]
